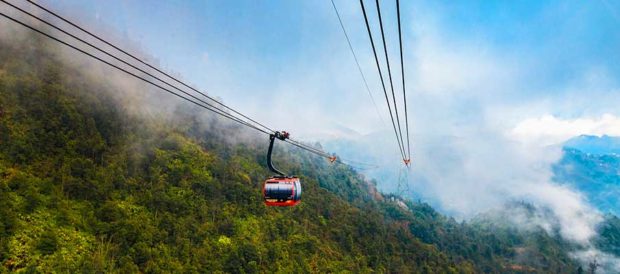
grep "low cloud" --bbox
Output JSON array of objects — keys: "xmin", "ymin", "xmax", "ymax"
[
  {"xmin": 328, "ymin": 2, "xmax": 620, "ymax": 268},
  {"xmin": 510, "ymin": 114, "xmax": 620, "ymax": 146}
]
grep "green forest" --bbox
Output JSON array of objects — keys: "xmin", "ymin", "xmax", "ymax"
[{"xmin": 0, "ymin": 30, "xmax": 618, "ymax": 273}]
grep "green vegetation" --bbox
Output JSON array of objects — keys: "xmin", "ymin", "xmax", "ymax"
[
  {"xmin": 596, "ymin": 215, "xmax": 620, "ymax": 257},
  {"xmin": 0, "ymin": 31, "xmax": 603, "ymax": 273}
]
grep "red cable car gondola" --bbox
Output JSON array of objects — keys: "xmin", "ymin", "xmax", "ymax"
[{"xmin": 262, "ymin": 131, "xmax": 302, "ymax": 207}]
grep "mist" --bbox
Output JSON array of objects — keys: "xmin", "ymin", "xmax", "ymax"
[
  {"xmin": 322, "ymin": 1, "xmax": 620, "ymax": 269},
  {"xmin": 3, "ymin": 0, "xmax": 619, "ymax": 270}
]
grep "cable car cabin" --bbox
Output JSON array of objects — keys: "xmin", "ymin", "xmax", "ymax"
[{"xmin": 262, "ymin": 177, "xmax": 301, "ymax": 206}]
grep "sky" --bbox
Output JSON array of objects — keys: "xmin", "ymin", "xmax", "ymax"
[
  {"xmin": 25, "ymin": 0, "xmax": 620, "ymax": 142},
  {"xmin": 4, "ymin": 0, "xmax": 620, "ymax": 268},
  {"xmin": 4, "ymin": 0, "xmax": 617, "ymax": 198}
]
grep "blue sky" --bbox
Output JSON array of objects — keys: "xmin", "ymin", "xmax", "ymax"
[
  {"xmin": 20, "ymin": 0, "xmax": 619, "ymax": 178},
  {"xmin": 31, "ymin": 0, "xmax": 620, "ymax": 137},
  {"xmin": 37, "ymin": 0, "xmax": 359, "ymax": 133}
]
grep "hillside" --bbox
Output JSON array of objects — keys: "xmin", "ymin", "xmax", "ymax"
[
  {"xmin": 0, "ymin": 29, "xmax": 596, "ymax": 273},
  {"xmin": 554, "ymin": 147, "xmax": 620, "ymax": 216}
]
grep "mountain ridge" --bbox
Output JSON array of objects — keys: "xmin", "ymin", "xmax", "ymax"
[{"xmin": 564, "ymin": 135, "xmax": 620, "ymax": 155}]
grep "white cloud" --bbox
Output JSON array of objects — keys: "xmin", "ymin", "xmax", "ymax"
[
  {"xmin": 518, "ymin": 183, "xmax": 602, "ymax": 244},
  {"xmin": 572, "ymin": 248, "xmax": 620, "ymax": 273},
  {"xmin": 412, "ymin": 32, "xmax": 518, "ymax": 96},
  {"xmin": 340, "ymin": 4, "xmax": 619, "ymax": 266},
  {"xmin": 510, "ymin": 114, "xmax": 620, "ymax": 146}
]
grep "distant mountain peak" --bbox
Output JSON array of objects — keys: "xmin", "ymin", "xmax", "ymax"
[{"xmin": 564, "ymin": 135, "xmax": 620, "ymax": 155}]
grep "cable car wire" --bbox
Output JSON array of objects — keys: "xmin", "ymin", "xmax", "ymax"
[
  {"xmin": 0, "ymin": 11, "xmax": 271, "ymax": 136},
  {"xmin": 0, "ymin": 0, "xmax": 272, "ymax": 136},
  {"xmin": 337, "ymin": 157, "xmax": 380, "ymax": 169},
  {"xmin": 396, "ymin": 0, "xmax": 411, "ymax": 161},
  {"xmin": 285, "ymin": 139, "xmax": 379, "ymax": 170},
  {"xmin": 359, "ymin": 0, "xmax": 406, "ymax": 161},
  {"xmin": 329, "ymin": 0, "xmax": 386, "ymax": 128},
  {"xmin": 23, "ymin": 0, "xmax": 276, "ymax": 135},
  {"xmin": 284, "ymin": 139, "xmax": 331, "ymax": 158},
  {"xmin": 283, "ymin": 139, "xmax": 375, "ymax": 169},
  {"xmin": 375, "ymin": 0, "xmax": 406, "ymax": 162},
  {"xmin": 0, "ymin": 7, "xmax": 377, "ymax": 169},
  {"xmin": 284, "ymin": 138, "xmax": 333, "ymax": 159},
  {"xmin": 13, "ymin": 0, "xmax": 346, "ymax": 165},
  {"xmin": 19, "ymin": 0, "xmax": 365, "ymax": 166}
]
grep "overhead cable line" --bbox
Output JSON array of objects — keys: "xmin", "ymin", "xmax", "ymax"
[
  {"xmin": 284, "ymin": 139, "xmax": 331, "ymax": 158},
  {"xmin": 375, "ymin": 0, "xmax": 406, "ymax": 162},
  {"xmin": 0, "ymin": 5, "xmax": 374, "ymax": 169},
  {"xmin": 24, "ymin": 0, "xmax": 387, "ymax": 169},
  {"xmin": 282, "ymin": 140, "xmax": 377, "ymax": 169},
  {"xmin": 281, "ymin": 139, "xmax": 368, "ymax": 169},
  {"xmin": 0, "ymin": 0, "xmax": 271, "ymax": 136},
  {"xmin": 396, "ymin": 0, "xmax": 411, "ymax": 162},
  {"xmin": 24, "ymin": 0, "xmax": 275, "ymax": 135},
  {"xmin": 358, "ymin": 0, "xmax": 406, "ymax": 161},
  {"xmin": 289, "ymin": 141, "xmax": 330, "ymax": 157},
  {"xmin": 20, "ymin": 0, "xmax": 344, "ymax": 166},
  {"xmin": 286, "ymin": 137, "xmax": 379, "ymax": 169},
  {"xmin": 336, "ymin": 157, "xmax": 380, "ymax": 169},
  {"xmin": 0, "ymin": 11, "xmax": 271, "ymax": 137},
  {"xmin": 329, "ymin": 0, "xmax": 386, "ymax": 128}
]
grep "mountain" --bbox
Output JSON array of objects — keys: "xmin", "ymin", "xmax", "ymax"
[
  {"xmin": 554, "ymin": 136, "xmax": 620, "ymax": 216},
  {"xmin": 552, "ymin": 135, "xmax": 620, "ymax": 270},
  {"xmin": 0, "ymin": 26, "xmax": 607, "ymax": 272},
  {"xmin": 564, "ymin": 135, "xmax": 620, "ymax": 155}
]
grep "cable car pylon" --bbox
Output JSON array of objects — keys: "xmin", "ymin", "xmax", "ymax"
[{"xmin": 396, "ymin": 166, "xmax": 411, "ymax": 198}]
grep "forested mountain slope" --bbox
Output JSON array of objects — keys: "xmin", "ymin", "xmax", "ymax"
[
  {"xmin": 554, "ymin": 147, "xmax": 620, "ymax": 216},
  {"xmin": 0, "ymin": 30, "xmax": 591, "ymax": 273}
]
